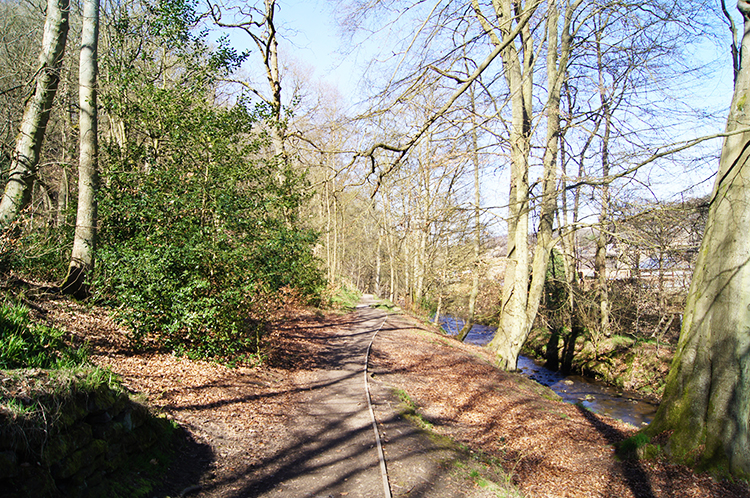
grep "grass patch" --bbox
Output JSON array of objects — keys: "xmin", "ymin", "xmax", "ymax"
[
  {"xmin": 608, "ymin": 334, "xmax": 636, "ymax": 348},
  {"xmin": 617, "ymin": 432, "xmax": 662, "ymax": 460},
  {"xmin": 451, "ymin": 438, "xmax": 523, "ymax": 497},
  {"xmin": 393, "ymin": 387, "xmax": 433, "ymax": 430},
  {"xmin": 374, "ymin": 299, "xmax": 397, "ymax": 311},
  {"xmin": 328, "ymin": 284, "xmax": 361, "ymax": 311},
  {"xmin": 0, "ymin": 301, "xmax": 89, "ymax": 369}
]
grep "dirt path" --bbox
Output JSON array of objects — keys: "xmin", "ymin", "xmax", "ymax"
[
  {"xmin": 206, "ymin": 297, "xmax": 502, "ymax": 498},
  {"xmin": 240, "ymin": 298, "xmax": 390, "ymax": 497}
]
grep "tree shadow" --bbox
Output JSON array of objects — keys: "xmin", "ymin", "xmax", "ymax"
[
  {"xmin": 561, "ymin": 326, "xmax": 582, "ymax": 373},
  {"xmin": 545, "ymin": 328, "xmax": 560, "ymax": 371},
  {"xmin": 575, "ymin": 405, "xmax": 656, "ymax": 498},
  {"xmin": 152, "ymin": 426, "xmax": 215, "ymax": 497}
]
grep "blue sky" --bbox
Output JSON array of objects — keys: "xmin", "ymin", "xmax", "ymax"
[{"xmin": 223, "ymin": 1, "xmax": 739, "ymax": 211}]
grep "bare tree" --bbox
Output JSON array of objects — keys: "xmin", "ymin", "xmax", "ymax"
[
  {"xmin": 0, "ymin": 0, "xmax": 70, "ymax": 226},
  {"xmin": 209, "ymin": 0, "xmax": 287, "ymax": 166}
]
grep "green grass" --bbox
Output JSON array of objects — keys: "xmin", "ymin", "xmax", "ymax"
[
  {"xmin": 393, "ymin": 387, "xmax": 433, "ymax": 430},
  {"xmin": 374, "ymin": 299, "xmax": 397, "ymax": 311},
  {"xmin": 608, "ymin": 334, "xmax": 636, "ymax": 348},
  {"xmin": 617, "ymin": 432, "xmax": 662, "ymax": 460},
  {"xmin": 328, "ymin": 284, "xmax": 361, "ymax": 311},
  {"xmin": 0, "ymin": 301, "xmax": 89, "ymax": 369}
]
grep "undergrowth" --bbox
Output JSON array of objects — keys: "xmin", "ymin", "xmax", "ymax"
[
  {"xmin": 328, "ymin": 283, "xmax": 361, "ymax": 311},
  {"xmin": 0, "ymin": 301, "xmax": 89, "ymax": 369}
]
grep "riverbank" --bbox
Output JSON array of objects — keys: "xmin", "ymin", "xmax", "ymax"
[
  {"xmin": 435, "ymin": 314, "xmax": 670, "ymax": 409},
  {"xmin": 522, "ymin": 327, "xmax": 673, "ymax": 402},
  {"xmin": 371, "ymin": 313, "xmax": 748, "ymax": 497}
]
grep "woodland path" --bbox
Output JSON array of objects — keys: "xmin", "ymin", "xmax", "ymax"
[
  {"xmin": 56, "ymin": 295, "xmax": 749, "ymax": 497},
  {"xmin": 244, "ymin": 296, "xmax": 390, "ymax": 497},
  {"xmin": 180, "ymin": 296, "xmax": 495, "ymax": 498}
]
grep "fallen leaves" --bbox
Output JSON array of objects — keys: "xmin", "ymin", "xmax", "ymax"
[
  {"xmin": 369, "ymin": 314, "xmax": 749, "ymax": 498},
  {"xmin": 33, "ymin": 298, "xmax": 750, "ymax": 498}
]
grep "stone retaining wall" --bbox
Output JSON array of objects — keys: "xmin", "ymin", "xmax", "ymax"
[{"xmin": 0, "ymin": 383, "xmax": 172, "ymax": 498}]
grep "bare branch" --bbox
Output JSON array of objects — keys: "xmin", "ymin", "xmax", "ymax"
[
  {"xmin": 350, "ymin": 0, "xmax": 544, "ymax": 193},
  {"xmin": 566, "ymin": 127, "xmax": 750, "ymax": 191}
]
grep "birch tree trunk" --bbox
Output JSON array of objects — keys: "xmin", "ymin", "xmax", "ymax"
[
  {"xmin": 375, "ymin": 225, "xmax": 382, "ymax": 297},
  {"xmin": 594, "ymin": 25, "xmax": 612, "ymax": 340},
  {"xmin": 62, "ymin": 0, "xmax": 98, "ymax": 298},
  {"xmin": 525, "ymin": 0, "xmax": 580, "ymax": 337},
  {"xmin": 0, "ymin": 0, "xmax": 69, "ymax": 226},
  {"xmin": 644, "ymin": 0, "xmax": 750, "ymax": 479}
]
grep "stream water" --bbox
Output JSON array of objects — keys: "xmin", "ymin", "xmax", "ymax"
[{"xmin": 436, "ymin": 315, "xmax": 659, "ymax": 427}]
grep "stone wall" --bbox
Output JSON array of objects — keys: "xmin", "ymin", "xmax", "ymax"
[{"xmin": 0, "ymin": 383, "xmax": 173, "ymax": 498}]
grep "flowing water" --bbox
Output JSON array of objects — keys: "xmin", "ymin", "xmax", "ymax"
[{"xmin": 436, "ymin": 315, "xmax": 658, "ymax": 427}]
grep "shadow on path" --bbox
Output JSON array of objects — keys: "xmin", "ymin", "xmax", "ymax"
[
  {"xmin": 186, "ymin": 302, "xmax": 495, "ymax": 498},
  {"xmin": 576, "ymin": 405, "xmax": 656, "ymax": 498}
]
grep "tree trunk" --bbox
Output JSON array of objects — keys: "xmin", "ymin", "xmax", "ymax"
[
  {"xmin": 62, "ymin": 0, "xmax": 98, "ymax": 298},
  {"xmin": 0, "ymin": 0, "xmax": 69, "ymax": 226},
  {"xmin": 415, "ymin": 226, "xmax": 426, "ymax": 305},
  {"xmin": 594, "ymin": 25, "xmax": 612, "ymax": 339},
  {"xmin": 332, "ymin": 193, "xmax": 339, "ymax": 282},
  {"xmin": 56, "ymin": 166, "xmax": 69, "ymax": 227},
  {"xmin": 459, "ymin": 86, "xmax": 483, "ymax": 342},
  {"xmin": 375, "ymin": 225, "xmax": 382, "ymax": 297},
  {"xmin": 324, "ymin": 176, "xmax": 333, "ymax": 282},
  {"xmin": 484, "ymin": 0, "xmax": 579, "ymax": 369},
  {"xmin": 265, "ymin": 0, "xmax": 284, "ymax": 158},
  {"xmin": 481, "ymin": 0, "xmax": 535, "ymax": 370},
  {"xmin": 525, "ymin": 0, "xmax": 579, "ymax": 337},
  {"xmin": 644, "ymin": 1, "xmax": 750, "ymax": 479},
  {"xmin": 381, "ymin": 190, "xmax": 397, "ymax": 302}
]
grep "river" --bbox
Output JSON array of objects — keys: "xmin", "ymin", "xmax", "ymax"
[{"xmin": 436, "ymin": 315, "xmax": 658, "ymax": 427}]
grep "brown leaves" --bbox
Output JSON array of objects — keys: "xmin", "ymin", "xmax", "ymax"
[
  {"xmin": 26, "ymin": 298, "xmax": 750, "ymax": 498},
  {"xmin": 369, "ymin": 316, "xmax": 748, "ymax": 498}
]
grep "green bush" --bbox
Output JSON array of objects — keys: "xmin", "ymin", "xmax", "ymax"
[
  {"xmin": 94, "ymin": 89, "xmax": 324, "ymax": 361},
  {"xmin": 0, "ymin": 302, "xmax": 88, "ymax": 369}
]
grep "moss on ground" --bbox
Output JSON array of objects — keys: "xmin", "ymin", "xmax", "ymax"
[{"xmin": 390, "ymin": 386, "xmax": 523, "ymax": 498}]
